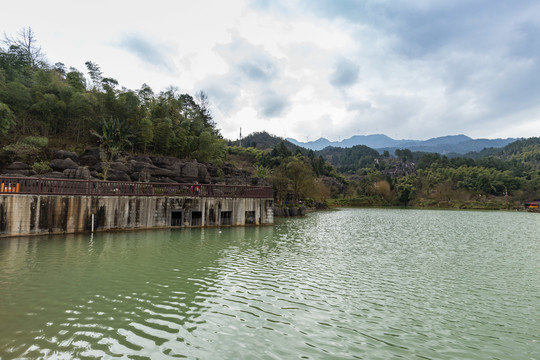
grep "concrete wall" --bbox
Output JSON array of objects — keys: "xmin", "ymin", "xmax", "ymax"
[{"xmin": 0, "ymin": 195, "xmax": 274, "ymax": 237}]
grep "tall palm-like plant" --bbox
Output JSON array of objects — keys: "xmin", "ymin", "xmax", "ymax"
[{"xmin": 91, "ymin": 118, "xmax": 133, "ymax": 180}]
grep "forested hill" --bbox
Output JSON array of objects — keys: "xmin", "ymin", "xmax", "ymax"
[
  {"xmin": 0, "ymin": 28, "xmax": 226, "ymax": 164},
  {"xmin": 229, "ymin": 131, "xmax": 300, "ymax": 152}
]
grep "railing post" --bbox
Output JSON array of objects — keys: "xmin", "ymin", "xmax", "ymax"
[{"xmin": 38, "ymin": 177, "xmax": 41, "ymax": 195}]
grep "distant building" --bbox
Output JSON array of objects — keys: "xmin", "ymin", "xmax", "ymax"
[{"xmin": 524, "ymin": 201, "xmax": 539, "ymax": 210}]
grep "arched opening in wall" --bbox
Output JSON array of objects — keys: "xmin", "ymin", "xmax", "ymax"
[
  {"xmin": 245, "ymin": 211, "xmax": 255, "ymax": 225},
  {"xmin": 220, "ymin": 211, "xmax": 232, "ymax": 226},
  {"xmin": 191, "ymin": 211, "xmax": 202, "ymax": 226},
  {"xmin": 171, "ymin": 211, "xmax": 183, "ymax": 227}
]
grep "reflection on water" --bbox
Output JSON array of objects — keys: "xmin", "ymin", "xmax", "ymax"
[{"xmin": 1, "ymin": 209, "xmax": 540, "ymax": 359}]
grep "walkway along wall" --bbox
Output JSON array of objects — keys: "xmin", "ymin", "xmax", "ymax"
[{"xmin": 0, "ymin": 195, "xmax": 274, "ymax": 237}]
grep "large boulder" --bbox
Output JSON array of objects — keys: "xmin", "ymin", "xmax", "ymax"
[
  {"xmin": 53, "ymin": 150, "xmax": 79, "ymax": 162},
  {"xmin": 132, "ymin": 162, "xmax": 174, "ymax": 178},
  {"xmin": 197, "ymin": 163, "xmax": 209, "ymax": 183},
  {"xmin": 82, "ymin": 148, "xmax": 100, "ymax": 158},
  {"xmin": 63, "ymin": 167, "xmax": 91, "ymax": 180},
  {"xmin": 7, "ymin": 162, "xmax": 31, "ymax": 171},
  {"xmin": 39, "ymin": 171, "xmax": 65, "ymax": 179},
  {"xmin": 131, "ymin": 172, "xmax": 151, "ymax": 182},
  {"xmin": 127, "ymin": 155, "xmax": 153, "ymax": 164},
  {"xmin": 80, "ymin": 154, "xmax": 99, "ymax": 168},
  {"xmin": 106, "ymin": 169, "xmax": 131, "ymax": 181},
  {"xmin": 108, "ymin": 161, "xmax": 130, "ymax": 173},
  {"xmin": 2, "ymin": 170, "xmax": 36, "ymax": 177},
  {"xmin": 50, "ymin": 158, "xmax": 79, "ymax": 171},
  {"xmin": 289, "ymin": 207, "xmax": 299, "ymax": 216},
  {"xmin": 150, "ymin": 156, "xmax": 182, "ymax": 170},
  {"xmin": 182, "ymin": 162, "xmax": 199, "ymax": 179},
  {"xmin": 128, "ymin": 160, "xmax": 149, "ymax": 173}
]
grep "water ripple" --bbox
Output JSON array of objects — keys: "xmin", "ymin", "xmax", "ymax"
[{"xmin": 2, "ymin": 211, "xmax": 540, "ymax": 358}]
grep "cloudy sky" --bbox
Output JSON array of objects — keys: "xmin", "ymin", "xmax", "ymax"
[{"xmin": 3, "ymin": 0, "xmax": 540, "ymax": 141}]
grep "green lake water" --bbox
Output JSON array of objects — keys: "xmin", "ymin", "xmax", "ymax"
[{"xmin": 1, "ymin": 208, "xmax": 539, "ymax": 359}]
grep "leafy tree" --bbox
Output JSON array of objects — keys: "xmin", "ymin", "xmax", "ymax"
[
  {"xmin": 91, "ymin": 118, "xmax": 133, "ymax": 180},
  {"xmin": 152, "ymin": 117, "xmax": 173, "ymax": 154},
  {"xmin": 0, "ymin": 102, "xmax": 14, "ymax": 135},
  {"xmin": 396, "ymin": 174, "xmax": 417, "ymax": 204},
  {"xmin": 66, "ymin": 68, "xmax": 86, "ymax": 92},
  {"xmin": 195, "ymin": 130, "xmax": 227, "ymax": 164},
  {"xmin": 270, "ymin": 165, "xmax": 289, "ymax": 204},
  {"xmin": 30, "ymin": 93, "xmax": 66, "ymax": 135},
  {"xmin": 135, "ymin": 116, "xmax": 154, "ymax": 153},
  {"xmin": 67, "ymin": 92, "xmax": 97, "ymax": 143},
  {"xmin": 85, "ymin": 61, "xmax": 102, "ymax": 90},
  {"xmin": 395, "ymin": 148, "xmax": 413, "ymax": 162},
  {"xmin": 254, "ymin": 163, "xmax": 270, "ymax": 178},
  {"xmin": 0, "ymin": 81, "xmax": 32, "ymax": 114},
  {"xmin": 271, "ymin": 141, "xmax": 292, "ymax": 158},
  {"xmin": 286, "ymin": 156, "xmax": 316, "ymax": 201},
  {"xmin": 138, "ymin": 83, "xmax": 154, "ymax": 106}
]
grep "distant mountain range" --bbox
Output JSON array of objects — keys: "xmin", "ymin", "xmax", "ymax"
[{"xmin": 287, "ymin": 134, "xmax": 518, "ymax": 154}]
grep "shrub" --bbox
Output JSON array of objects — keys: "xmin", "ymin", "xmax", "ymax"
[
  {"xmin": 20, "ymin": 136, "xmax": 48, "ymax": 148},
  {"xmin": 31, "ymin": 161, "xmax": 52, "ymax": 174},
  {"xmin": 3, "ymin": 136, "xmax": 49, "ymax": 162}
]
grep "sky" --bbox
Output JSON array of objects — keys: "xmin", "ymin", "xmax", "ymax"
[{"xmin": 3, "ymin": 0, "xmax": 540, "ymax": 142}]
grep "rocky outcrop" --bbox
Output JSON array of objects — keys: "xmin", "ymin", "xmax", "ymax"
[
  {"xmin": 0, "ymin": 148, "xmax": 270, "ymax": 187},
  {"xmin": 3, "ymin": 161, "xmax": 36, "ymax": 177},
  {"xmin": 50, "ymin": 158, "xmax": 79, "ymax": 171}
]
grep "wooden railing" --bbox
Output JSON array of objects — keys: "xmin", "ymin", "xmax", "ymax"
[{"xmin": 0, "ymin": 176, "xmax": 273, "ymax": 198}]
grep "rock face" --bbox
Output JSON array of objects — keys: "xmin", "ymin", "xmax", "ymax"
[
  {"xmin": 7, "ymin": 162, "xmax": 30, "ymax": 171},
  {"xmin": 50, "ymin": 158, "xmax": 79, "ymax": 171},
  {"xmin": 0, "ymin": 148, "xmax": 270, "ymax": 187},
  {"xmin": 53, "ymin": 150, "xmax": 79, "ymax": 162}
]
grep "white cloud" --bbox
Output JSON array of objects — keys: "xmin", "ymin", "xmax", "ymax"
[{"xmin": 2, "ymin": 0, "xmax": 540, "ymax": 141}]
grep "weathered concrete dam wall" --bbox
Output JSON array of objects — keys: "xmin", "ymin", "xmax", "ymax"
[{"xmin": 0, "ymin": 195, "xmax": 274, "ymax": 237}]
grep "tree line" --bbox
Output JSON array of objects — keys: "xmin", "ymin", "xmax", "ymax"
[
  {"xmin": 335, "ymin": 138, "xmax": 540, "ymax": 208},
  {"xmin": 0, "ymin": 27, "xmax": 226, "ymax": 165}
]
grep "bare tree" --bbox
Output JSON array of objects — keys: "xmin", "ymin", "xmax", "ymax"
[
  {"xmin": 195, "ymin": 90, "xmax": 212, "ymax": 117},
  {"xmin": 2, "ymin": 27, "xmax": 45, "ymax": 68}
]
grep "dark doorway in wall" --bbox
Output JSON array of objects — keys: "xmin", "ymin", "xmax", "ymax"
[
  {"xmin": 171, "ymin": 211, "xmax": 183, "ymax": 227},
  {"xmin": 191, "ymin": 211, "xmax": 202, "ymax": 226},
  {"xmin": 220, "ymin": 211, "xmax": 232, "ymax": 225},
  {"xmin": 208, "ymin": 208, "xmax": 217, "ymax": 225},
  {"xmin": 245, "ymin": 211, "xmax": 256, "ymax": 225}
]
